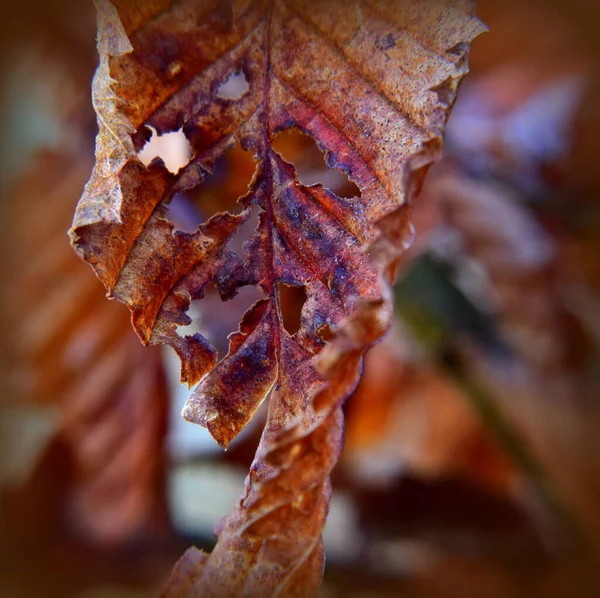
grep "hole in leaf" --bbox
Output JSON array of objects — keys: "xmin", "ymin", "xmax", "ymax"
[
  {"xmin": 165, "ymin": 193, "xmax": 203, "ymax": 233},
  {"xmin": 190, "ymin": 144, "xmax": 257, "ymax": 220},
  {"xmin": 138, "ymin": 126, "xmax": 192, "ymax": 174},
  {"xmin": 273, "ymin": 127, "xmax": 361, "ymax": 199},
  {"xmin": 317, "ymin": 323, "xmax": 336, "ymax": 342},
  {"xmin": 216, "ymin": 71, "xmax": 249, "ymax": 100},
  {"xmin": 179, "ymin": 285, "xmax": 265, "ymax": 359},
  {"xmin": 227, "ymin": 202, "xmax": 261, "ymax": 257},
  {"xmin": 278, "ymin": 283, "xmax": 307, "ymax": 336}
]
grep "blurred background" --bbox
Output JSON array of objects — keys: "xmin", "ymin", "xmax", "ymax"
[{"xmin": 1, "ymin": 1, "xmax": 600, "ymax": 596}]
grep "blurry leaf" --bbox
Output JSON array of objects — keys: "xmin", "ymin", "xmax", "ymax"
[
  {"xmin": 0, "ymin": 3, "xmax": 96, "ymax": 183},
  {"xmin": 4, "ymin": 151, "xmax": 170, "ymax": 549},
  {"xmin": 427, "ymin": 171, "xmax": 588, "ymax": 374},
  {"xmin": 343, "ymin": 327, "xmax": 516, "ymax": 493},
  {"xmin": 70, "ymin": 1, "xmax": 483, "ymax": 595},
  {"xmin": 396, "ymin": 253, "xmax": 505, "ymax": 353},
  {"xmin": 446, "ymin": 69, "xmax": 586, "ymax": 194},
  {"xmin": 393, "ymin": 250, "xmax": 572, "ymax": 531}
]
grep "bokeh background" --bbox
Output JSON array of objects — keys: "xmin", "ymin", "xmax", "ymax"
[{"xmin": 2, "ymin": 1, "xmax": 600, "ymax": 596}]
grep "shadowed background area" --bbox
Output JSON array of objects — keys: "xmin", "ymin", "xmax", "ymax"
[{"xmin": 1, "ymin": 0, "xmax": 600, "ymax": 596}]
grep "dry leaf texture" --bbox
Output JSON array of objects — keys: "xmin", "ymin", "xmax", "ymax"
[{"xmin": 70, "ymin": 0, "xmax": 483, "ymax": 595}]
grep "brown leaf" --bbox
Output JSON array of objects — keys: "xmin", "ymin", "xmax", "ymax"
[
  {"xmin": 5, "ymin": 151, "xmax": 170, "ymax": 549},
  {"xmin": 70, "ymin": 0, "xmax": 483, "ymax": 594},
  {"xmin": 343, "ymin": 328, "xmax": 516, "ymax": 493},
  {"xmin": 426, "ymin": 169, "xmax": 586, "ymax": 374}
]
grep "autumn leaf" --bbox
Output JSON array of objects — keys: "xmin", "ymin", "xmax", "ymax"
[
  {"xmin": 343, "ymin": 327, "xmax": 516, "ymax": 493},
  {"xmin": 0, "ymin": 0, "xmax": 170, "ymax": 555},
  {"xmin": 4, "ymin": 150, "xmax": 170, "ymax": 548},
  {"xmin": 425, "ymin": 169, "xmax": 587, "ymax": 374},
  {"xmin": 70, "ymin": 0, "xmax": 484, "ymax": 595},
  {"xmin": 0, "ymin": 146, "xmax": 169, "ymax": 568}
]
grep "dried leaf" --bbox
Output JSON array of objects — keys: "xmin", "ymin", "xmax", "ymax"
[
  {"xmin": 5, "ymin": 151, "xmax": 170, "ymax": 547},
  {"xmin": 70, "ymin": 0, "xmax": 483, "ymax": 594},
  {"xmin": 427, "ymin": 170, "xmax": 586, "ymax": 373},
  {"xmin": 343, "ymin": 328, "xmax": 516, "ymax": 493}
]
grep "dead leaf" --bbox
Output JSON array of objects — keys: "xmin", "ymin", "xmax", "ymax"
[
  {"xmin": 427, "ymin": 169, "xmax": 587, "ymax": 374},
  {"xmin": 4, "ymin": 151, "xmax": 170, "ymax": 548},
  {"xmin": 343, "ymin": 328, "xmax": 516, "ymax": 494},
  {"xmin": 70, "ymin": 0, "xmax": 484, "ymax": 594}
]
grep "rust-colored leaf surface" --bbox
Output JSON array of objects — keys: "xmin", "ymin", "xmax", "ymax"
[{"xmin": 70, "ymin": 0, "xmax": 483, "ymax": 595}]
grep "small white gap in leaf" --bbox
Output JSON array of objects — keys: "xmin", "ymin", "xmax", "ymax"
[
  {"xmin": 217, "ymin": 71, "xmax": 249, "ymax": 100},
  {"xmin": 138, "ymin": 126, "xmax": 192, "ymax": 174}
]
